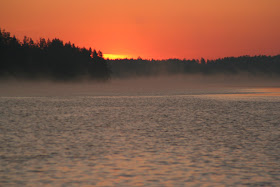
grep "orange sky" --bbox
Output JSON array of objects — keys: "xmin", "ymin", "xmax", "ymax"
[{"xmin": 1, "ymin": 0, "xmax": 280, "ymax": 59}]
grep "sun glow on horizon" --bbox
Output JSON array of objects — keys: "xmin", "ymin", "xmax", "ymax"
[{"xmin": 103, "ymin": 54, "xmax": 133, "ymax": 60}]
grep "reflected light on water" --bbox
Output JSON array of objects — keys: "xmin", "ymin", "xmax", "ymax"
[
  {"xmin": 0, "ymin": 87, "xmax": 279, "ymax": 186},
  {"xmin": 202, "ymin": 88, "xmax": 280, "ymax": 99}
]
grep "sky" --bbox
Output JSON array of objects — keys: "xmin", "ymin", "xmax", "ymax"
[{"xmin": 1, "ymin": 0, "xmax": 280, "ymax": 59}]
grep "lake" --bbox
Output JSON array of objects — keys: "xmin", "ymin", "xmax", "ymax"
[{"xmin": 0, "ymin": 81, "xmax": 280, "ymax": 186}]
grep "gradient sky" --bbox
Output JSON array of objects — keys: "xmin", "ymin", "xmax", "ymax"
[{"xmin": 1, "ymin": 0, "xmax": 280, "ymax": 59}]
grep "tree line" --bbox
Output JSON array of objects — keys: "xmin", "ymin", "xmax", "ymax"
[
  {"xmin": 108, "ymin": 56, "xmax": 280, "ymax": 78},
  {"xmin": 1, "ymin": 28, "xmax": 279, "ymax": 80},
  {"xmin": 0, "ymin": 29, "xmax": 111, "ymax": 80}
]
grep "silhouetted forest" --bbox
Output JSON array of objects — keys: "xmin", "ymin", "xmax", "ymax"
[
  {"xmin": 108, "ymin": 56, "xmax": 280, "ymax": 78},
  {"xmin": 1, "ymin": 29, "xmax": 280, "ymax": 80},
  {"xmin": 0, "ymin": 29, "xmax": 110, "ymax": 80}
]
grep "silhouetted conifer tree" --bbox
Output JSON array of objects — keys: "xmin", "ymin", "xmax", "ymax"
[{"xmin": 0, "ymin": 29, "xmax": 111, "ymax": 80}]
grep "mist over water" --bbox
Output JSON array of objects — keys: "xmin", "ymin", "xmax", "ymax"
[
  {"xmin": 1, "ymin": 75, "xmax": 280, "ymax": 186},
  {"xmin": 1, "ymin": 74, "xmax": 280, "ymax": 97}
]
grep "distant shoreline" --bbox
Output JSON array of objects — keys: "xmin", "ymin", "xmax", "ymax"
[{"xmin": 1, "ymin": 29, "xmax": 280, "ymax": 81}]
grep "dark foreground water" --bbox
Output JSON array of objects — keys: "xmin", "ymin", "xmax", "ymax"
[{"xmin": 0, "ymin": 87, "xmax": 280, "ymax": 186}]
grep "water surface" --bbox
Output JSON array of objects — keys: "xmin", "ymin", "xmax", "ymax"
[{"xmin": 0, "ymin": 87, "xmax": 280, "ymax": 186}]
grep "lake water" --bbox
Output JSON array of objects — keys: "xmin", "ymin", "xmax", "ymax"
[{"xmin": 0, "ymin": 85, "xmax": 280, "ymax": 186}]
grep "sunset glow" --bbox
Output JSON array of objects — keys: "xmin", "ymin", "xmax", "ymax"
[
  {"xmin": 103, "ymin": 54, "xmax": 132, "ymax": 60},
  {"xmin": 1, "ymin": 0, "xmax": 280, "ymax": 59}
]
